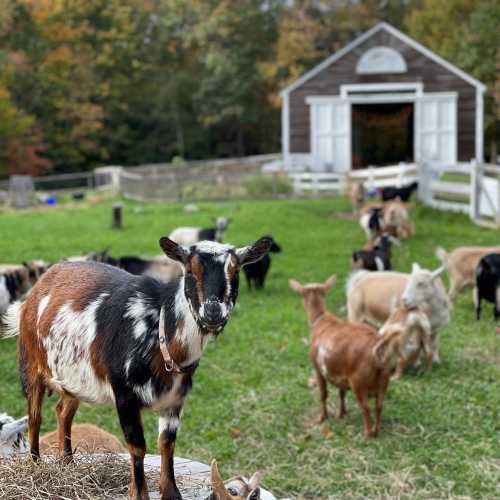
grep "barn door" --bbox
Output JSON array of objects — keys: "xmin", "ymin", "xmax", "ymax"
[
  {"xmin": 417, "ymin": 94, "xmax": 457, "ymax": 165},
  {"xmin": 311, "ymin": 100, "xmax": 350, "ymax": 172}
]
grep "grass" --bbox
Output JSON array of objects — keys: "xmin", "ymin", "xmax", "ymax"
[{"xmin": 0, "ymin": 197, "xmax": 499, "ymax": 499}]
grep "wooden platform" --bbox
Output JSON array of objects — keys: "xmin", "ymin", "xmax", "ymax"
[{"xmin": 136, "ymin": 455, "xmax": 277, "ymax": 500}]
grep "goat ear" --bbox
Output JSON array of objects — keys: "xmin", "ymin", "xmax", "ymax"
[
  {"xmin": 248, "ymin": 471, "xmax": 262, "ymax": 490},
  {"xmin": 324, "ymin": 275, "xmax": 337, "ymax": 289},
  {"xmin": 411, "ymin": 262, "xmax": 421, "ymax": 273},
  {"xmin": 431, "ymin": 266, "xmax": 445, "ymax": 280},
  {"xmin": 236, "ymin": 237, "xmax": 272, "ymax": 267},
  {"xmin": 288, "ymin": 279, "xmax": 303, "ymax": 293},
  {"xmin": 210, "ymin": 460, "xmax": 231, "ymax": 499},
  {"xmin": 159, "ymin": 237, "xmax": 189, "ymax": 265}
]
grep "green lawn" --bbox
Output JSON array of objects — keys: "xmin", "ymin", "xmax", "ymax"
[{"xmin": 1, "ymin": 198, "xmax": 499, "ymax": 499}]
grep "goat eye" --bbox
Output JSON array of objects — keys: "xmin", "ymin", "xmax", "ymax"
[
  {"xmin": 227, "ymin": 487, "xmax": 239, "ymax": 495},
  {"xmin": 249, "ymin": 490, "xmax": 260, "ymax": 500}
]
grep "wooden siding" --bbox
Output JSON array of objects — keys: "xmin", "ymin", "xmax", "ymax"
[{"xmin": 289, "ymin": 29, "xmax": 476, "ymax": 161}]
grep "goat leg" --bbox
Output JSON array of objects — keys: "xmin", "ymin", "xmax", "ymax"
[
  {"xmin": 116, "ymin": 397, "xmax": 149, "ymax": 500},
  {"xmin": 55, "ymin": 394, "xmax": 79, "ymax": 463},
  {"xmin": 158, "ymin": 407, "xmax": 183, "ymax": 500}
]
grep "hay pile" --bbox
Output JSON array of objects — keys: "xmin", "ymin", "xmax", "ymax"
[{"xmin": 0, "ymin": 453, "xmax": 153, "ymax": 499}]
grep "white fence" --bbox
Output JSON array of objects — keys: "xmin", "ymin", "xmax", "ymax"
[{"xmin": 289, "ymin": 163, "xmax": 417, "ymax": 196}]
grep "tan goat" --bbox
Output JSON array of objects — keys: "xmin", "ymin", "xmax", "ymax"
[
  {"xmin": 383, "ymin": 200, "xmax": 414, "ymax": 238},
  {"xmin": 436, "ymin": 245, "xmax": 500, "ymax": 300},
  {"xmin": 379, "ymin": 306, "xmax": 433, "ymax": 378},
  {"xmin": 290, "ymin": 276, "xmax": 415, "ymax": 438},
  {"xmin": 347, "ymin": 181, "xmax": 365, "ymax": 213},
  {"xmin": 209, "ymin": 460, "xmax": 262, "ymax": 500},
  {"xmin": 39, "ymin": 423, "xmax": 125, "ymax": 454}
]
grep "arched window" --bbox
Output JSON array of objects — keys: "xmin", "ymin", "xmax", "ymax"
[{"xmin": 356, "ymin": 46, "xmax": 407, "ymax": 74}]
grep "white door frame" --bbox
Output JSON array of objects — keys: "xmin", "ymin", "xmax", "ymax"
[{"xmin": 306, "ymin": 83, "xmax": 458, "ymax": 171}]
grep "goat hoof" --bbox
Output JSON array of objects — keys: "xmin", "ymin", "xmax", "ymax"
[
  {"xmin": 160, "ymin": 485, "xmax": 182, "ymax": 500},
  {"xmin": 315, "ymin": 414, "xmax": 328, "ymax": 425}
]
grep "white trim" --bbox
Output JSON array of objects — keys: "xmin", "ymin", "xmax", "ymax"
[
  {"xmin": 280, "ymin": 22, "xmax": 486, "ymax": 96},
  {"xmin": 282, "ymin": 93, "xmax": 290, "ymax": 168},
  {"xmin": 306, "ymin": 91, "xmax": 457, "ymax": 106},
  {"xmin": 340, "ymin": 82, "xmax": 423, "ymax": 98},
  {"xmin": 476, "ymin": 88, "xmax": 484, "ymax": 163}
]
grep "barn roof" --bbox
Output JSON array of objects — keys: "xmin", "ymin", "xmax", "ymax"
[{"xmin": 280, "ymin": 22, "xmax": 486, "ymax": 96}]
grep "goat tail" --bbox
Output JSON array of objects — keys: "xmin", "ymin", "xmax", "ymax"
[
  {"xmin": 0, "ymin": 301, "xmax": 22, "ymax": 339},
  {"xmin": 435, "ymin": 247, "xmax": 449, "ymax": 267},
  {"xmin": 346, "ymin": 270, "xmax": 369, "ymax": 296}
]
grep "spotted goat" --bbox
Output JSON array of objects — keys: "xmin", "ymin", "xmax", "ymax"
[{"xmin": 0, "ymin": 236, "xmax": 271, "ymax": 500}]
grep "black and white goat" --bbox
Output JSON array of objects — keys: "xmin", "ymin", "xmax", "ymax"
[
  {"xmin": 359, "ymin": 207, "xmax": 384, "ymax": 240},
  {"xmin": 475, "ymin": 253, "xmax": 500, "ymax": 320},
  {"xmin": 380, "ymin": 182, "xmax": 418, "ymax": 202},
  {"xmin": 169, "ymin": 217, "xmax": 232, "ymax": 246},
  {"xmin": 352, "ymin": 234, "xmax": 399, "ymax": 271},
  {"xmin": 0, "ymin": 261, "xmax": 49, "ymax": 314},
  {"xmin": 243, "ymin": 236, "xmax": 281, "ymax": 290},
  {"xmin": 0, "ymin": 413, "xmax": 29, "ymax": 457},
  {"xmin": 1, "ymin": 236, "xmax": 271, "ymax": 500}
]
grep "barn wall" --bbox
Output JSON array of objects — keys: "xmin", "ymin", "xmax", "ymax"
[{"xmin": 288, "ymin": 29, "xmax": 476, "ymax": 162}]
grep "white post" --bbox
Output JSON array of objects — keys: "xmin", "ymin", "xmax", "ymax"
[
  {"xmin": 368, "ymin": 166, "xmax": 375, "ymax": 191},
  {"xmin": 282, "ymin": 92, "xmax": 290, "ymax": 170},
  {"xmin": 469, "ymin": 159, "xmax": 478, "ymax": 220}
]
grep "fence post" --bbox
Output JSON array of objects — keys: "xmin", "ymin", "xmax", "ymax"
[
  {"xmin": 469, "ymin": 159, "xmax": 478, "ymax": 221},
  {"xmin": 368, "ymin": 166, "xmax": 374, "ymax": 191},
  {"xmin": 397, "ymin": 162, "xmax": 406, "ymax": 187}
]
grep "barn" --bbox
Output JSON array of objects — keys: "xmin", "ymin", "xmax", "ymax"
[{"xmin": 280, "ymin": 22, "xmax": 486, "ymax": 172}]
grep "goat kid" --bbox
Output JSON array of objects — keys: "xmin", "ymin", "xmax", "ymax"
[
  {"xmin": 474, "ymin": 253, "xmax": 500, "ymax": 320},
  {"xmin": 347, "ymin": 264, "xmax": 450, "ymax": 364},
  {"xmin": 289, "ymin": 276, "xmax": 410, "ymax": 438},
  {"xmin": 352, "ymin": 234, "xmax": 399, "ymax": 271},
  {"xmin": 0, "ymin": 413, "xmax": 29, "ymax": 458},
  {"xmin": 1, "ymin": 236, "xmax": 271, "ymax": 500},
  {"xmin": 379, "ymin": 306, "xmax": 433, "ymax": 378},
  {"xmin": 169, "ymin": 217, "xmax": 231, "ymax": 246},
  {"xmin": 436, "ymin": 245, "xmax": 500, "ymax": 300},
  {"xmin": 380, "ymin": 181, "xmax": 418, "ymax": 202},
  {"xmin": 208, "ymin": 460, "xmax": 261, "ymax": 500},
  {"xmin": 359, "ymin": 207, "xmax": 384, "ymax": 240},
  {"xmin": 243, "ymin": 236, "xmax": 281, "ymax": 290}
]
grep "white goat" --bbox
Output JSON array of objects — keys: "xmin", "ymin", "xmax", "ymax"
[
  {"xmin": 347, "ymin": 263, "xmax": 451, "ymax": 363},
  {"xmin": 0, "ymin": 413, "xmax": 29, "ymax": 458},
  {"xmin": 169, "ymin": 217, "xmax": 231, "ymax": 246}
]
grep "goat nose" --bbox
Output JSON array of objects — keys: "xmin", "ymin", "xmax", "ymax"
[{"xmin": 203, "ymin": 302, "xmax": 222, "ymax": 323}]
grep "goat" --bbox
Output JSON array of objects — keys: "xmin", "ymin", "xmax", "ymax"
[
  {"xmin": 118, "ymin": 255, "xmax": 183, "ymax": 282},
  {"xmin": 40, "ymin": 423, "xmax": 126, "ymax": 454},
  {"xmin": 383, "ymin": 200, "xmax": 414, "ymax": 238},
  {"xmin": 0, "ymin": 263, "xmax": 46, "ymax": 315},
  {"xmin": 474, "ymin": 253, "xmax": 500, "ymax": 320},
  {"xmin": 352, "ymin": 234, "xmax": 399, "ymax": 271},
  {"xmin": 208, "ymin": 460, "xmax": 261, "ymax": 500},
  {"xmin": 359, "ymin": 207, "xmax": 383, "ymax": 240},
  {"xmin": 347, "ymin": 181, "xmax": 364, "ymax": 213},
  {"xmin": 243, "ymin": 236, "xmax": 281, "ymax": 290},
  {"xmin": 289, "ymin": 276, "xmax": 415, "ymax": 438},
  {"xmin": 347, "ymin": 263, "xmax": 450, "ymax": 364},
  {"xmin": 380, "ymin": 181, "xmax": 418, "ymax": 202},
  {"xmin": 436, "ymin": 245, "xmax": 500, "ymax": 300},
  {"xmin": 0, "ymin": 236, "xmax": 271, "ymax": 500},
  {"xmin": 379, "ymin": 306, "xmax": 433, "ymax": 378},
  {"xmin": 0, "ymin": 413, "xmax": 29, "ymax": 458},
  {"xmin": 169, "ymin": 217, "xmax": 232, "ymax": 246}
]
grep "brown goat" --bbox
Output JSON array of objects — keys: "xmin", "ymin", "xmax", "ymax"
[
  {"xmin": 289, "ymin": 276, "xmax": 410, "ymax": 438},
  {"xmin": 40, "ymin": 423, "xmax": 125, "ymax": 454}
]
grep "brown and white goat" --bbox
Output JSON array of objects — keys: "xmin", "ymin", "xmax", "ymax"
[
  {"xmin": 1, "ymin": 236, "xmax": 271, "ymax": 500},
  {"xmin": 209, "ymin": 460, "xmax": 261, "ymax": 500},
  {"xmin": 289, "ymin": 276, "xmax": 413, "ymax": 438},
  {"xmin": 383, "ymin": 200, "xmax": 414, "ymax": 238},
  {"xmin": 436, "ymin": 245, "xmax": 500, "ymax": 300},
  {"xmin": 379, "ymin": 306, "xmax": 433, "ymax": 378}
]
